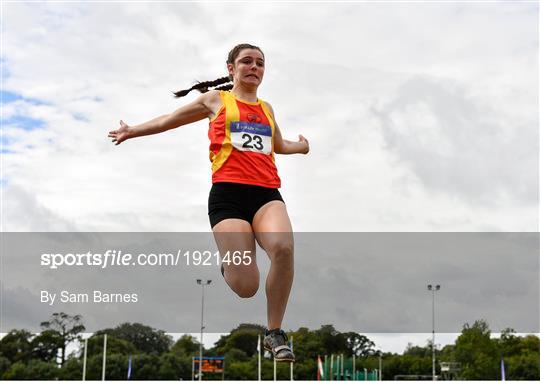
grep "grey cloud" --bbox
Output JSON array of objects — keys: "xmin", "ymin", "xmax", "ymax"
[
  {"xmin": 372, "ymin": 75, "xmax": 537, "ymax": 205},
  {"xmin": 3, "ymin": 185, "xmax": 77, "ymax": 231}
]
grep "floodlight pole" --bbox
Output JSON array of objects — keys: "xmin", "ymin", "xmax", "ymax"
[
  {"xmin": 197, "ymin": 279, "xmax": 211, "ymax": 381},
  {"xmin": 427, "ymin": 284, "xmax": 441, "ymax": 381}
]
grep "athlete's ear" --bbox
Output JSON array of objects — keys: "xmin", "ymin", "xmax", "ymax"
[{"xmin": 227, "ymin": 63, "xmax": 235, "ymax": 80}]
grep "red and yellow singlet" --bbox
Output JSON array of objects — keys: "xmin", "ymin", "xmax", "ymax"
[{"xmin": 208, "ymin": 90, "xmax": 281, "ymax": 188}]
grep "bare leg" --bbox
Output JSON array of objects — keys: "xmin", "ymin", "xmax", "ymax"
[
  {"xmin": 212, "ymin": 218, "xmax": 259, "ymax": 298},
  {"xmin": 252, "ymin": 201, "xmax": 294, "ymax": 330}
]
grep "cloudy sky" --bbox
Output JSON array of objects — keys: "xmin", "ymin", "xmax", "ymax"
[{"xmin": 2, "ymin": 1, "xmax": 538, "ymax": 352}]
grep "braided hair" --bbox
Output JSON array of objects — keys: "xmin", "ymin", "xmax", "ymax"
[{"xmin": 173, "ymin": 43, "xmax": 264, "ymax": 98}]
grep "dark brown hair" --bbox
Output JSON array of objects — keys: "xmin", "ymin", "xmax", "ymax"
[{"xmin": 173, "ymin": 43, "xmax": 264, "ymax": 98}]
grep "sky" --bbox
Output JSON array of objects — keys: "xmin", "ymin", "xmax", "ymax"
[{"xmin": 1, "ymin": 1, "xmax": 538, "ymax": 355}]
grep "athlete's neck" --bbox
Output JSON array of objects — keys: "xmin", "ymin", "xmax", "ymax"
[{"xmin": 231, "ymin": 85, "xmax": 258, "ymax": 103}]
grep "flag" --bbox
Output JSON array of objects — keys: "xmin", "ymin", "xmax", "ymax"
[
  {"xmin": 501, "ymin": 358, "xmax": 506, "ymax": 381},
  {"xmin": 317, "ymin": 355, "xmax": 324, "ymax": 380},
  {"xmin": 257, "ymin": 335, "xmax": 261, "ymax": 352},
  {"xmin": 127, "ymin": 355, "xmax": 132, "ymax": 380}
]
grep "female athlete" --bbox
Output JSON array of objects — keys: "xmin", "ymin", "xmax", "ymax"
[{"xmin": 108, "ymin": 43, "xmax": 309, "ymax": 362}]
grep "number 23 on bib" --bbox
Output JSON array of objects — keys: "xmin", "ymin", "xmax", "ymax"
[{"xmin": 230, "ymin": 121, "xmax": 272, "ymax": 155}]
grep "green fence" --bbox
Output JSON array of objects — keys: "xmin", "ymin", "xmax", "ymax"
[{"xmin": 321, "ymin": 355, "xmax": 379, "ymax": 381}]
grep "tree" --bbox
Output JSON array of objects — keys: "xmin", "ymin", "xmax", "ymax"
[
  {"xmin": 0, "ymin": 329, "xmax": 33, "ymax": 364},
  {"xmin": 95, "ymin": 322, "xmax": 172, "ymax": 355},
  {"xmin": 316, "ymin": 325, "xmax": 348, "ymax": 355},
  {"xmin": 403, "ymin": 342, "xmax": 430, "ymax": 358},
  {"xmin": 158, "ymin": 352, "xmax": 192, "ymax": 380},
  {"xmin": 454, "ymin": 319, "xmax": 498, "ymax": 379},
  {"xmin": 2, "ymin": 359, "xmax": 59, "ymax": 380},
  {"xmin": 40, "ymin": 312, "xmax": 85, "ymax": 367},
  {"xmin": 85, "ymin": 334, "xmax": 138, "ymax": 358},
  {"xmin": 344, "ymin": 332, "xmax": 375, "ymax": 357},
  {"xmin": 213, "ymin": 323, "xmax": 264, "ymax": 357},
  {"xmin": 506, "ymin": 352, "xmax": 540, "ymax": 379},
  {"xmin": 498, "ymin": 328, "xmax": 521, "ymax": 357},
  {"xmin": 171, "ymin": 334, "xmax": 199, "ymax": 356},
  {"xmin": 0, "ymin": 356, "xmax": 11, "ymax": 378},
  {"xmin": 30, "ymin": 330, "xmax": 64, "ymax": 363}
]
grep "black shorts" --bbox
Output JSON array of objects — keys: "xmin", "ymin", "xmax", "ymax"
[{"xmin": 208, "ymin": 182, "xmax": 284, "ymax": 228}]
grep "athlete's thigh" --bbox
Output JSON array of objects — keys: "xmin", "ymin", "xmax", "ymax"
[
  {"xmin": 212, "ymin": 218, "xmax": 257, "ymax": 269},
  {"xmin": 252, "ymin": 201, "xmax": 293, "ymax": 256}
]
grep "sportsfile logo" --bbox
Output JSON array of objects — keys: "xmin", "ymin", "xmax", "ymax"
[{"xmin": 40, "ymin": 250, "xmax": 252, "ymax": 269}]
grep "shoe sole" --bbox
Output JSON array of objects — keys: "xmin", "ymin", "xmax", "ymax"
[{"xmin": 263, "ymin": 345, "xmax": 295, "ymax": 362}]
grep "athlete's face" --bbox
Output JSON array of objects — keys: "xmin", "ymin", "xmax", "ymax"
[{"xmin": 228, "ymin": 48, "xmax": 265, "ymax": 88}]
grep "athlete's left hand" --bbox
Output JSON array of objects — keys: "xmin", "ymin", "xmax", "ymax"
[{"xmin": 299, "ymin": 134, "xmax": 309, "ymax": 154}]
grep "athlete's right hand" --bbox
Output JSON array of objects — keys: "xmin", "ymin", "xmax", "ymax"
[{"xmin": 108, "ymin": 120, "xmax": 131, "ymax": 146}]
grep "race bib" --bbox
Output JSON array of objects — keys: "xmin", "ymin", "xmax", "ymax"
[{"xmin": 230, "ymin": 121, "xmax": 272, "ymax": 155}]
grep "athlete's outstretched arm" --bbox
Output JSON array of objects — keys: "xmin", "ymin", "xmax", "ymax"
[
  {"xmin": 274, "ymin": 124, "xmax": 309, "ymax": 155},
  {"xmin": 108, "ymin": 92, "xmax": 215, "ymax": 145},
  {"xmin": 265, "ymin": 102, "xmax": 309, "ymax": 155}
]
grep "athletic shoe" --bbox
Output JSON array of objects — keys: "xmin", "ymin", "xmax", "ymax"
[{"xmin": 263, "ymin": 328, "xmax": 295, "ymax": 362}]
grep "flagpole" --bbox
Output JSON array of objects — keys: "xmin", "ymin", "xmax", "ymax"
[
  {"xmin": 82, "ymin": 337, "xmax": 88, "ymax": 381},
  {"xmin": 274, "ymin": 357, "xmax": 276, "ymax": 381},
  {"xmin": 341, "ymin": 353, "xmax": 345, "ymax": 380},
  {"xmin": 258, "ymin": 335, "xmax": 261, "ymax": 381},
  {"xmin": 352, "ymin": 354, "xmax": 355, "ymax": 381},
  {"xmin": 317, "ymin": 355, "xmax": 325, "ymax": 381},
  {"xmin": 324, "ymin": 355, "xmax": 328, "ymax": 381},
  {"xmin": 127, "ymin": 355, "xmax": 132, "ymax": 380},
  {"xmin": 290, "ymin": 336, "xmax": 293, "ymax": 381},
  {"xmin": 330, "ymin": 354, "xmax": 333, "ymax": 381},
  {"xmin": 101, "ymin": 334, "xmax": 107, "ymax": 381},
  {"xmin": 501, "ymin": 358, "xmax": 506, "ymax": 381}
]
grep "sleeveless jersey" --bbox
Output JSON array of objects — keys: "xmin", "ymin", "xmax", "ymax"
[{"xmin": 208, "ymin": 90, "xmax": 281, "ymax": 188}]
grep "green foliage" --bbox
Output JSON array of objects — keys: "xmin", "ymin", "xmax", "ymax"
[
  {"xmin": 40, "ymin": 312, "xmax": 85, "ymax": 367},
  {"xmin": 95, "ymin": 322, "xmax": 172, "ymax": 355},
  {"xmin": 214, "ymin": 323, "xmax": 264, "ymax": 357},
  {"xmin": 225, "ymin": 358, "xmax": 257, "ymax": 380},
  {"xmin": 3, "ymin": 316, "xmax": 539, "ymax": 380},
  {"xmin": 379, "ymin": 352, "xmax": 434, "ymax": 378},
  {"xmin": 157, "ymin": 352, "xmax": 192, "ymax": 380},
  {"xmin": 343, "ymin": 331, "xmax": 375, "ymax": 357},
  {"xmin": 225, "ymin": 348, "xmax": 249, "ymax": 363},
  {"xmin": 404, "ymin": 342, "xmax": 431, "ymax": 358},
  {"xmin": 30, "ymin": 330, "xmax": 63, "ymax": 363},
  {"xmin": 2, "ymin": 360, "xmax": 59, "ymax": 380},
  {"xmin": 84, "ymin": 334, "xmax": 138, "ymax": 357},
  {"xmin": 454, "ymin": 319, "xmax": 498, "ymax": 379},
  {"xmin": 171, "ymin": 334, "xmax": 200, "ymax": 356},
  {"xmin": 57, "ymin": 357, "xmax": 83, "ymax": 380},
  {"xmin": 129, "ymin": 354, "xmax": 160, "ymax": 379},
  {"xmin": 0, "ymin": 329, "xmax": 33, "ymax": 364},
  {"xmin": 506, "ymin": 352, "xmax": 540, "ymax": 379},
  {"xmin": 0, "ymin": 356, "xmax": 11, "ymax": 377}
]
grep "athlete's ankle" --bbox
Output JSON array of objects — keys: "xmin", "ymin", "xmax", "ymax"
[{"xmin": 265, "ymin": 327, "xmax": 282, "ymax": 336}]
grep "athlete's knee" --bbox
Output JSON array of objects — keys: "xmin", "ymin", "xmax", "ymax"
[
  {"xmin": 269, "ymin": 241, "xmax": 294, "ymax": 263},
  {"xmin": 233, "ymin": 280, "xmax": 259, "ymax": 298}
]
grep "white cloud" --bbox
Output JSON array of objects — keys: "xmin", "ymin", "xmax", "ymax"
[
  {"xmin": 3, "ymin": 2, "xmax": 536, "ymax": 232},
  {"xmin": 1, "ymin": 3, "xmax": 538, "ymax": 353}
]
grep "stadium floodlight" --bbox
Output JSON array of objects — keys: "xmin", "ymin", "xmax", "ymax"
[{"xmin": 427, "ymin": 283, "xmax": 441, "ymax": 381}]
